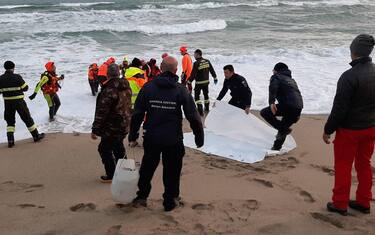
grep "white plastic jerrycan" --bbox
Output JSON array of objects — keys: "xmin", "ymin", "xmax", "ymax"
[{"xmin": 111, "ymin": 158, "xmax": 139, "ymax": 204}]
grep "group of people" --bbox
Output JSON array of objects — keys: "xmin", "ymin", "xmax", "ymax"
[{"xmin": 1, "ymin": 34, "xmax": 375, "ymax": 214}]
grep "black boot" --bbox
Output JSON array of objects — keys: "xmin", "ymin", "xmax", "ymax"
[
  {"xmin": 197, "ymin": 104, "xmax": 204, "ymax": 116},
  {"xmin": 349, "ymin": 200, "xmax": 370, "ymax": 214},
  {"xmin": 327, "ymin": 202, "xmax": 348, "ymax": 216},
  {"xmin": 49, "ymin": 107, "xmax": 55, "ymax": 121},
  {"xmin": 31, "ymin": 130, "xmax": 45, "ymax": 142},
  {"xmin": 7, "ymin": 132, "xmax": 15, "ymax": 148}
]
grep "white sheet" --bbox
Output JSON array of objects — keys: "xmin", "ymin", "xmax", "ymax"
[{"xmin": 184, "ymin": 101, "xmax": 297, "ymax": 163}]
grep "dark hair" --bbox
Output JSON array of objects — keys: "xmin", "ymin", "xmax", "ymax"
[
  {"xmin": 273, "ymin": 62, "xmax": 288, "ymax": 72},
  {"xmin": 223, "ymin": 64, "xmax": 234, "ymax": 72},
  {"xmin": 4, "ymin": 61, "xmax": 15, "ymax": 70},
  {"xmin": 194, "ymin": 49, "xmax": 202, "ymax": 56},
  {"xmin": 131, "ymin": 58, "xmax": 142, "ymax": 68}
]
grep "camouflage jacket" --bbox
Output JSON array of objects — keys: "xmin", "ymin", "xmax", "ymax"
[{"xmin": 92, "ymin": 77, "xmax": 132, "ymax": 139}]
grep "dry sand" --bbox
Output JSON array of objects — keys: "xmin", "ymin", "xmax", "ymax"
[{"xmin": 1, "ymin": 115, "xmax": 375, "ymax": 235}]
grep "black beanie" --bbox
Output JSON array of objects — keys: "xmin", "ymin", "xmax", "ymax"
[
  {"xmin": 131, "ymin": 58, "xmax": 142, "ymax": 68},
  {"xmin": 4, "ymin": 61, "xmax": 15, "ymax": 70},
  {"xmin": 273, "ymin": 62, "xmax": 288, "ymax": 72},
  {"xmin": 350, "ymin": 34, "xmax": 375, "ymax": 57}
]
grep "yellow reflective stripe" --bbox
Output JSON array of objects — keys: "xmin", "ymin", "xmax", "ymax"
[
  {"xmin": 7, "ymin": 126, "xmax": 15, "ymax": 133},
  {"xmin": 44, "ymin": 94, "xmax": 53, "ymax": 107},
  {"xmin": 0, "ymin": 87, "xmax": 21, "ymax": 92},
  {"xmin": 195, "ymin": 80, "xmax": 209, "ymax": 85},
  {"xmin": 204, "ymin": 99, "xmax": 210, "ymax": 103},
  {"xmin": 195, "ymin": 100, "xmax": 203, "ymax": 104},
  {"xmin": 28, "ymin": 124, "xmax": 37, "ymax": 132},
  {"xmin": 20, "ymin": 83, "xmax": 27, "ymax": 89},
  {"xmin": 3, "ymin": 95, "xmax": 24, "ymax": 100}
]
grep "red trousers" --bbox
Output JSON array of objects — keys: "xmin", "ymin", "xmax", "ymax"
[{"xmin": 332, "ymin": 127, "xmax": 375, "ymax": 209}]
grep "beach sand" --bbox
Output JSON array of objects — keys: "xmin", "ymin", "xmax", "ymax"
[{"xmin": 1, "ymin": 114, "xmax": 375, "ymax": 235}]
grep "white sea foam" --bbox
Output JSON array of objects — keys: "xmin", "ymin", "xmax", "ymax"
[
  {"xmin": 0, "ymin": 5, "xmax": 32, "ymax": 9},
  {"xmin": 57, "ymin": 2, "xmax": 115, "ymax": 7}
]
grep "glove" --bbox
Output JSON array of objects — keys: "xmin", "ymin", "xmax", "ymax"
[
  {"xmin": 60, "ymin": 74, "xmax": 65, "ymax": 80},
  {"xmin": 214, "ymin": 78, "xmax": 218, "ymax": 85},
  {"xmin": 195, "ymin": 134, "xmax": 204, "ymax": 148},
  {"xmin": 29, "ymin": 93, "xmax": 37, "ymax": 100}
]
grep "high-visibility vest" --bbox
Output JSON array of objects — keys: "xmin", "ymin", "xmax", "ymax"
[{"xmin": 125, "ymin": 67, "xmax": 147, "ymax": 107}]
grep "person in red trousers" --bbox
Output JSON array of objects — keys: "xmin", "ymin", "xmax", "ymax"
[{"xmin": 323, "ymin": 34, "xmax": 375, "ymax": 216}]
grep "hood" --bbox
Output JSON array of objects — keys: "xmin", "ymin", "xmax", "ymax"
[
  {"xmin": 278, "ymin": 69, "xmax": 292, "ymax": 78},
  {"xmin": 154, "ymin": 71, "xmax": 179, "ymax": 88},
  {"xmin": 103, "ymin": 77, "xmax": 127, "ymax": 91},
  {"xmin": 125, "ymin": 67, "xmax": 144, "ymax": 79}
]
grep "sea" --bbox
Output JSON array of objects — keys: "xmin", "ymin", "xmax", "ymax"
[{"xmin": 0, "ymin": 0, "xmax": 374, "ymax": 142}]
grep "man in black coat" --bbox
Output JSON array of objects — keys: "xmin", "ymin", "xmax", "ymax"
[
  {"xmin": 260, "ymin": 62, "xmax": 303, "ymax": 151},
  {"xmin": 129, "ymin": 56, "xmax": 204, "ymax": 212},
  {"xmin": 323, "ymin": 34, "xmax": 375, "ymax": 216},
  {"xmin": 216, "ymin": 64, "xmax": 252, "ymax": 114}
]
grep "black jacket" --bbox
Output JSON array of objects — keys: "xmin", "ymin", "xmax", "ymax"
[
  {"xmin": 129, "ymin": 71, "xmax": 204, "ymax": 147},
  {"xmin": 189, "ymin": 58, "xmax": 217, "ymax": 86},
  {"xmin": 0, "ymin": 71, "xmax": 28, "ymax": 100},
  {"xmin": 325, "ymin": 57, "xmax": 375, "ymax": 134},
  {"xmin": 216, "ymin": 73, "xmax": 252, "ymax": 107},
  {"xmin": 268, "ymin": 70, "xmax": 303, "ymax": 109}
]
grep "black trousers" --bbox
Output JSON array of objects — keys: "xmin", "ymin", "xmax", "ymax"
[
  {"xmin": 260, "ymin": 104, "xmax": 301, "ymax": 149},
  {"xmin": 89, "ymin": 79, "xmax": 99, "ymax": 96},
  {"xmin": 229, "ymin": 98, "xmax": 247, "ymax": 110},
  {"xmin": 4, "ymin": 99, "xmax": 36, "ymax": 140},
  {"xmin": 137, "ymin": 140, "xmax": 185, "ymax": 206},
  {"xmin": 98, "ymin": 137, "xmax": 126, "ymax": 178},
  {"xmin": 194, "ymin": 85, "xmax": 209, "ymax": 115}
]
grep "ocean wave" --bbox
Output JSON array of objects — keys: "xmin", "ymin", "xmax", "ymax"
[
  {"xmin": 57, "ymin": 2, "xmax": 115, "ymax": 7},
  {"xmin": 0, "ymin": 5, "xmax": 32, "ymax": 9}
]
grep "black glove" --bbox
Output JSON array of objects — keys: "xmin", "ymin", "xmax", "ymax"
[
  {"xmin": 195, "ymin": 134, "xmax": 204, "ymax": 148},
  {"xmin": 29, "ymin": 93, "xmax": 37, "ymax": 100},
  {"xmin": 60, "ymin": 74, "xmax": 65, "ymax": 80}
]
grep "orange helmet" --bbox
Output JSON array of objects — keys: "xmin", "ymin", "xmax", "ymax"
[
  {"xmin": 106, "ymin": 57, "xmax": 116, "ymax": 64},
  {"xmin": 179, "ymin": 46, "xmax": 187, "ymax": 53},
  {"xmin": 161, "ymin": 52, "xmax": 169, "ymax": 59},
  {"xmin": 45, "ymin": 61, "xmax": 55, "ymax": 72},
  {"xmin": 90, "ymin": 63, "xmax": 98, "ymax": 70}
]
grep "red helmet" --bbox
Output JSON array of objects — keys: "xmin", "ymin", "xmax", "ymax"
[
  {"xmin": 106, "ymin": 57, "xmax": 116, "ymax": 64},
  {"xmin": 179, "ymin": 46, "xmax": 187, "ymax": 53},
  {"xmin": 161, "ymin": 52, "xmax": 169, "ymax": 59},
  {"xmin": 90, "ymin": 63, "xmax": 98, "ymax": 70},
  {"xmin": 45, "ymin": 61, "xmax": 55, "ymax": 72}
]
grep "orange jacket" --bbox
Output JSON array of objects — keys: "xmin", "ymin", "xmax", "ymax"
[
  {"xmin": 98, "ymin": 62, "xmax": 109, "ymax": 77},
  {"xmin": 182, "ymin": 53, "xmax": 192, "ymax": 79}
]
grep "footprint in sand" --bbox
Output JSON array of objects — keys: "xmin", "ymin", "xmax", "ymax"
[
  {"xmin": 106, "ymin": 225, "xmax": 122, "ymax": 235},
  {"xmin": 0, "ymin": 181, "xmax": 44, "ymax": 193},
  {"xmin": 299, "ymin": 190, "xmax": 315, "ymax": 203},
  {"xmin": 17, "ymin": 204, "xmax": 36, "ymax": 209},
  {"xmin": 310, "ymin": 212, "xmax": 344, "ymax": 229},
  {"xmin": 70, "ymin": 203, "xmax": 97, "ymax": 212},
  {"xmin": 191, "ymin": 203, "xmax": 214, "ymax": 211},
  {"xmin": 253, "ymin": 178, "xmax": 274, "ymax": 188},
  {"xmin": 311, "ymin": 164, "xmax": 335, "ymax": 176},
  {"xmin": 258, "ymin": 223, "xmax": 291, "ymax": 234}
]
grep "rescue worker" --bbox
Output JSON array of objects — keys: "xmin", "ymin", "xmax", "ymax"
[
  {"xmin": 129, "ymin": 56, "xmax": 204, "ymax": 211},
  {"xmin": 216, "ymin": 65, "xmax": 252, "ymax": 114},
  {"xmin": 323, "ymin": 34, "xmax": 375, "ymax": 216},
  {"xmin": 29, "ymin": 61, "xmax": 64, "ymax": 122},
  {"xmin": 97, "ymin": 57, "xmax": 116, "ymax": 85},
  {"xmin": 260, "ymin": 62, "xmax": 303, "ymax": 151},
  {"xmin": 91, "ymin": 63, "xmax": 132, "ymax": 183},
  {"xmin": 125, "ymin": 58, "xmax": 147, "ymax": 108},
  {"xmin": 188, "ymin": 49, "xmax": 218, "ymax": 116},
  {"xmin": 88, "ymin": 63, "xmax": 99, "ymax": 96},
  {"xmin": 0, "ymin": 61, "xmax": 45, "ymax": 148},
  {"xmin": 147, "ymin": 58, "xmax": 161, "ymax": 82},
  {"xmin": 119, "ymin": 56, "xmax": 129, "ymax": 79},
  {"xmin": 179, "ymin": 46, "xmax": 193, "ymax": 93}
]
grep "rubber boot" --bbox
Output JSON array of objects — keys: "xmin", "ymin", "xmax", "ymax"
[
  {"xmin": 7, "ymin": 132, "xmax": 15, "ymax": 148},
  {"xmin": 197, "ymin": 104, "xmax": 204, "ymax": 117},
  {"xmin": 31, "ymin": 129, "xmax": 45, "ymax": 142},
  {"xmin": 49, "ymin": 107, "xmax": 55, "ymax": 121}
]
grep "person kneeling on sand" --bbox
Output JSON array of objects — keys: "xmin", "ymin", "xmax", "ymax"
[
  {"xmin": 128, "ymin": 56, "xmax": 204, "ymax": 212},
  {"xmin": 324, "ymin": 34, "xmax": 375, "ymax": 216},
  {"xmin": 91, "ymin": 64, "xmax": 132, "ymax": 183},
  {"xmin": 260, "ymin": 62, "xmax": 303, "ymax": 151}
]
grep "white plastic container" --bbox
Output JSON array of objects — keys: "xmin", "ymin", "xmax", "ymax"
[{"xmin": 111, "ymin": 159, "xmax": 139, "ymax": 204}]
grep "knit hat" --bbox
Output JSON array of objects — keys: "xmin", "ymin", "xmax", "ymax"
[
  {"xmin": 107, "ymin": 63, "xmax": 119, "ymax": 78},
  {"xmin": 350, "ymin": 34, "xmax": 375, "ymax": 57},
  {"xmin": 131, "ymin": 58, "xmax": 142, "ymax": 68},
  {"xmin": 4, "ymin": 61, "xmax": 15, "ymax": 70},
  {"xmin": 273, "ymin": 62, "xmax": 288, "ymax": 72}
]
